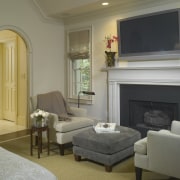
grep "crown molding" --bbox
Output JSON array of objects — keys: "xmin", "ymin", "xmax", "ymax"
[
  {"xmin": 29, "ymin": 0, "xmax": 63, "ymax": 25},
  {"xmin": 63, "ymin": 0, "xmax": 180, "ymax": 25}
]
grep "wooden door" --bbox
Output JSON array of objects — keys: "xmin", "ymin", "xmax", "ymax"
[{"xmin": 3, "ymin": 39, "xmax": 17, "ymax": 122}]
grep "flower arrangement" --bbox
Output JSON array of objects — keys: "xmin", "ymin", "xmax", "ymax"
[
  {"xmin": 104, "ymin": 34, "xmax": 118, "ymax": 52},
  {"xmin": 31, "ymin": 109, "xmax": 49, "ymax": 127},
  {"xmin": 104, "ymin": 35, "xmax": 118, "ymax": 67}
]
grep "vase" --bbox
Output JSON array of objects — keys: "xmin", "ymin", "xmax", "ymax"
[
  {"xmin": 105, "ymin": 51, "xmax": 116, "ymax": 67},
  {"xmin": 33, "ymin": 117, "xmax": 43, "ymax": 127},
  {"xmin": 33, "ymin": 119, "xmax": 41, "ymax": 127}
]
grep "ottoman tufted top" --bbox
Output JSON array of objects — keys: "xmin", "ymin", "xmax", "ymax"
[{"xmin": 72, "ymin": 125, "xmax": 141, "ymax": 154}]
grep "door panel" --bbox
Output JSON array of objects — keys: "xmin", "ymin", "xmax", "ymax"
[{"xmin": 3, "ymin": 39, "xmax": 17, "ymax": 122}]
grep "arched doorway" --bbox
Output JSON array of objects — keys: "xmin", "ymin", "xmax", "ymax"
[{"xmin": 0, "ymin": 27, "xmax": 32, "ymax": 134}]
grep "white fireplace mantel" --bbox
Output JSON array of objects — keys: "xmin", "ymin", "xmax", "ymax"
[{"xmin": 103, "ymin": 66, "xmax": 180, "ymax": 125}]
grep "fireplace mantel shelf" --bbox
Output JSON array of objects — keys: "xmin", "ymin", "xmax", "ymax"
[{"xmin": 102, "ymin": 65, "xmax": 180, "ymax": 71}]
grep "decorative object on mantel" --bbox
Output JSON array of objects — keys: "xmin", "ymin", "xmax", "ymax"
[
  {"xmin": 30, "ymin": 109, "xmax": 49, "ymax": 127},
  {"xmin": 104, "ymin": 35, "xmax": 118, "ymax": 67},
  {"xmin": 105, "ymin": 51, "xmax": 116, "ymax": 67}
]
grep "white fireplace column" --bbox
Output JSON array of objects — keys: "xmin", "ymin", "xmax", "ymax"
[
  {"xmin": 105, "ymin": 66, "xmax": 180, "ymax": 125},
  {"xmin": 108, "ymin": 81, "xmax": 120, "ymax": 125}
]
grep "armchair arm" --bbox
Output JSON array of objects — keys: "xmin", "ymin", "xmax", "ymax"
[
  {"xmin": 70, "ymin": 107, "xmax": 87, "ymax": 117},
  {"xmin": 171, "ymin": 120, "xmax": 180, "ymax": 135},
  {"xmin": 48, "ymin": 113, "xmax": 59, "ymax": 128},
  {"xmin": 147, "ymin": 130, "xmax": 180, "ymax": 177},
  {"xmin": 47, "ymin": 113, "xmax": 59, "ymax": 143},
  {"xmin": 134, "ymin": 137, "xmax": 147, "ymax": 155}
]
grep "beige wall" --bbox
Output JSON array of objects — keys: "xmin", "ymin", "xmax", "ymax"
[
  {"xmin": 65, "ymin": 2, "xmax": 180, "ymax": 121},
  {"xmin": 1, "ymin": 0, "xmax": 180, "ymax": 122},
  {"xmin": 0, "ymin": 0, "xmax": 64, "ymax": 125},
  {"xmin": 0, "ymin": 0, "xmax": 65, "ymax": 97}
]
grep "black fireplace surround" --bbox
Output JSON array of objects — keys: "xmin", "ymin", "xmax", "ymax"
[{"xmin": 120, "ymin": 84, "xmax": 180, "ymax": 137}]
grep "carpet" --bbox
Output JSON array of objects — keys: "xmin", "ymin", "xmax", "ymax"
[{"xmin": 0, "ymin": 136, "xmax": 172, "ymax": 180}]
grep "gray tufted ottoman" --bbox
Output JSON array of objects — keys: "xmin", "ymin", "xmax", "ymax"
[{"xmin": 72, "ymin": 125, "xmax": 141, "ymax": 172}]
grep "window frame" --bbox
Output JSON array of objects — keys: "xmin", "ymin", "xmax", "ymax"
[{"xmin": 66, "ymin": 26, "xmax": 93, "ymax": 105}]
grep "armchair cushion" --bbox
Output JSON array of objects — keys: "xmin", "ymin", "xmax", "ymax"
[
  {"xmin": 159, "ymin": 129, "xmax": 172, "ymax": 135},
  {"xmin": 147, "ymin": 130, "xmax": 180, "ymax": 177},
  {"xmin": 70, "ymin": 107, "xmax": 87, "ymax": 117},
  {"xmin": 55, "ymin": 117, "xmax": 94, "ymax": 133}
]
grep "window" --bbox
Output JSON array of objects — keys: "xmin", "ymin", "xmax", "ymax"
[{"xmin": 66, "ymin": 27, "xmax": 93, "ymax": 104}]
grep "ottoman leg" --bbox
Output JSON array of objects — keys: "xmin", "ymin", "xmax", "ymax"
[
  {"xmin": 105, "ymin": 165, "xmax": 112, "ymax": 172},
  {"xmin": 74, "ymin": 154, "xmax": 81, "ymax": 161}
]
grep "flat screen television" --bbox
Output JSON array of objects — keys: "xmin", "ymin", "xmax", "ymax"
[{"xmin": 117, "ymin": 9, "xmax": 180, "ymax": 60}]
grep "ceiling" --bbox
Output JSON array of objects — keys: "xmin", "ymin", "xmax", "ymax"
[{"xmin": 33, "ymin": 0, "xmax": 180, "ymax": 21}]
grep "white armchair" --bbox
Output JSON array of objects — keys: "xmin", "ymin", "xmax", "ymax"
[
  {"xmin": 134, "ymin": 120, "xmax": 180, "ymax": 180},
  {"xmin": 30, "ymin": 95, "xmax": 94, "ymax": 156}
]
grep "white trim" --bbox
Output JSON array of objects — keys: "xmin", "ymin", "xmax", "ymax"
[
  {"xmin": 0, "ymin": 25, "xmax": 33, "ymax": 127},
  {"xmin": 66, "ymin": 26, "xmax": 93, "ymax": 105},
  {"xmin": 0, "ymin": 25, "xmax": 33, "ymax": 96},
  {"xmin": 30, "ymin": 0, "xmax": 63, "ymax": 25},
  {"xmin": 105, "ymin": 66, "xmax": 180, "ymax": 125}
]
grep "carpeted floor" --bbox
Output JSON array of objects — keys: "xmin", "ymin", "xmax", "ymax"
[{"xmin": 0, "ymin": 136, "xmax": 174, "ymax": 180}]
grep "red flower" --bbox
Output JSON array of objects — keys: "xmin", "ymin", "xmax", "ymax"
[{"xmin": 104, "ymin": 35, "xmax": 118, "ymax": 51}]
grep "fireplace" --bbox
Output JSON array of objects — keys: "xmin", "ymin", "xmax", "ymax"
[
  {"xmin": 106, "ymin": 66, "xmax": 180, "ymax": 137},
  {"xmin": 120, "ymin": 84, "xmax": 179, "ymax": 137}
]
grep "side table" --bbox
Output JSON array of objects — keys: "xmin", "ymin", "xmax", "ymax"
[{"xmin": 30, "ymin": 125, "xmax": 50, "ymax": 158}]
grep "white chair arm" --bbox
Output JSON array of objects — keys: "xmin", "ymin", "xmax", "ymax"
[
  {"xmin": 147, "ymin": 130, "xmax": 180, "ymax": 177},
  {"xmin": 48, "ymin": 113, "xmax": 59, "ymax": 128},
  {"xmin": 171, "ymin": 120, "xmax": 180, "ymax": 135},
  {"xmin": 134, "ymin": 137, "xmax": 147, "ymax": 155},
  {"xmin": 47, "ymin": 113, "xmax": 59, "ymax": 143},
  {"xmin": 158, "ymin": 129, "xmax": 172, "ymax": 134},
  {"xmin": 70, "ymin": 107, "xmax": 87, "ymax": 117}
]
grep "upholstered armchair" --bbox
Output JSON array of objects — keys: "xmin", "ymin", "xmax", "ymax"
[
  {"xmin": 30, "ymin": 93, "xmax": 94, "ymax": 155},
  {"xmin": 134, "ymin": 120, "xmax": 180, "ymax": 180}
]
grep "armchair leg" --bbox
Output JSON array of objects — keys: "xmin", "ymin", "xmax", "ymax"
[
  {"xmin": 59, "ymin": 144, "xmax": 64, "ymax": 156},
  {"xmin": 135, "ymin": 167, "xmax": 142, "ymax": 180},
  {"xmin": 35, "ymin": 136, "xmax": 38, "ymax": 146}
]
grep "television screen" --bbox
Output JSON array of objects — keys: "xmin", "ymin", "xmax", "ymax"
[{"xmin": 117, "ymin": 9, "xmax": 180, "ymax": 60}]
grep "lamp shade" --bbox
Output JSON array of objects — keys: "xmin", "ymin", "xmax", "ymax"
[
  {"xmin": 78, "ymin": 91, "xmax": 95, "ymax": 108},
  {"xmin": 82, "ymin": 91, "xmax": 95, "ymax": 95}
]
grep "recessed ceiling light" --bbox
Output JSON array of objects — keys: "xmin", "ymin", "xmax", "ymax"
[{"xmin": 102, "ymin": 2, "xmax": 109, "ymax": 6}]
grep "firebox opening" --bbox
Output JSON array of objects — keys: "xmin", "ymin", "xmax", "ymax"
[
  {"xmin": 129, "ymin": 100, "xmax": 178, "ymax": 137},
  {"xmin": 120, "ymin": 84, "xmax": 180, "ymax": 138}
]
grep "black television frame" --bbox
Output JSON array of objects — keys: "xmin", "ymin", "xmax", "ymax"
[{"xmin": 117, "ymin": 9, "xmax": 180, "ymax": 61}]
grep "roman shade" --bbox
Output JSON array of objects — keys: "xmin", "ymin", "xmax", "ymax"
[{"xmin": 68, "ymin": 29, "xmax": 90, "ymax": 60}]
